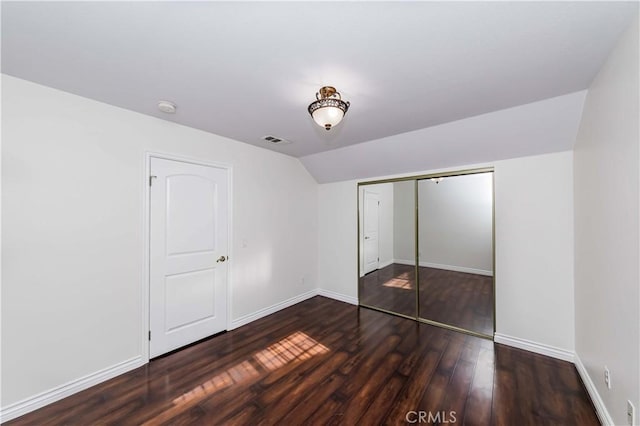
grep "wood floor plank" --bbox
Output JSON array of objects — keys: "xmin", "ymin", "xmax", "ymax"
[
  {"xmin": 439, "ymin": 341, "xmax": 480, "ymax": 422},
  {"xmin": 280, "ymin": 373, "xmax": 346, "ymax": 425},
  {"xmin": 492, "ymin": 344, "xmax": 522, "ymax": 426},
  {"xmin": 413, "ymin": 334, "xmax": 466, "ymax": 420},
  {"xmin": 339, "ymin": 352, "xmax": 403, "ymax": 425},
  {"xmin": 6, "ymin": 297, "xmax": 599, "ymax": 426},
  {"xmin": 305, "ymin": 395, "xmax": 345, "ymax": 426},
  {"xmin": 215, "ymin": 402, "xmax": 259, "ymax": 426},
  {"xmin": 255, "ymin": 351, "xmax": 350, "ymax": 426},
  {"xmin": 383, "ymin": 349, "xmax": 442, "ymax": 425},
  {"xmin": 357, "ymin": 373, "xmax": 406, "ymax": 425},
  {"xmin": 463, "ymin": 346, "xmax": 495, "ymax": 426},
  {"xmin": 332, "ymin": 334, "xmax": 402, "ymax": 401}
]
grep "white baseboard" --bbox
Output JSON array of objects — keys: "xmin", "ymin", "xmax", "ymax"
[
  {"xmin": 393, "ymin": 258, "xmax": 415, "ymax": 266},
  {"xmin": 574, "ymin": 354, "xmax": 614, "ymax": 426},
  {"xmin": 1, "ymin": 290, "xmax": 327, "ymax": 422},
  {"xmin": 494, "ymin": 335, "xmax": 612, "ymax": 424},
  {"xmin": 0, "ymin": 355, "xmax": 144, "ymax": 423},
  {"xmin": 3, "ymin": 294, "xmax": 604, "ymax": 425},
  {"xmin": 493, "ymin": 333, "xmax": 574, "ymax": 362},
  {"xmin": 228, "ymin": 289, "xmax": 318, "ymax": 330},
  {"xmin": 420, "ymin": 261, "xmax": 493, "ymax": 277},
  {"xmin": 228, "ymin": 289, "xmax": 359, "ymax": 331},
  {"xmin": 316, "ymin": 288, "xmax": 358, "ymax": 305},
  {"xmin": 391, "ymin": 259, "xmax": 493, "ymax": 276}
]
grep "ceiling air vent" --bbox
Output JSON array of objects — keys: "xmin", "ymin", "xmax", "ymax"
[{"xmin": 261, "ymin": 135, "xmax": 292, "ymax": 145}]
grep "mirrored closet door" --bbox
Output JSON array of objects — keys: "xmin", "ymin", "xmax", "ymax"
[
  {"xmin": 357, "ymin": 169, "xmax": 494, "ymax": 339},
  {"xmin": 417, "ymin": 172, "xmax": 494, "ymax": 336},
  {"xmin": 358, "ymin": 181, "xmax": 416, "ymax": 318}
]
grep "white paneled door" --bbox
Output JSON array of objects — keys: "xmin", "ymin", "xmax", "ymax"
[
  {"xmin": 149, "ymin": 157, "xmax": 229, "ymax": 358},
  {"xmin": 363, "ymin": 190, "xmax": 380, "ymax": 274}
]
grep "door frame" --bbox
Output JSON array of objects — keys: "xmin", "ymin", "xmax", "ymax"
[
  {"xmin": 142, "ymin": 151, "xmax": 233, "ymax": 363},
  {"xmin": 361, "ymin": 189, "xmax": 380, "ymax": 275},
  {"xmin": 356, "ymin": 167, "xmax": 495, "ymax": 341}
]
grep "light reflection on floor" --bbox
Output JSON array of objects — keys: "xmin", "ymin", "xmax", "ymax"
[
  {"xmin": 382, "ymin": 277, "xmax": 413, "ymax": 290},
  {"xmin": 144, "ymin": 331, "xmax": 330, "ymax": 424},
  {"xmin": 171, "ymin": 360, "xmax": 258, "ymax": 406},
  {"xmin": 254, "ymin": 331, "xmax": 329, "ymax": 370}
]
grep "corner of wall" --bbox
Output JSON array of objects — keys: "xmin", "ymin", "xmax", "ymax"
[{"xmin": 574, "ymin": 354, "xmax": 615, "ymax": 426}]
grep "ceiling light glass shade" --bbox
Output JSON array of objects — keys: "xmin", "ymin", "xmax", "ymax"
[{"xmin": 308, "ymin": 86, "xmax": 350, "ymax": 130}]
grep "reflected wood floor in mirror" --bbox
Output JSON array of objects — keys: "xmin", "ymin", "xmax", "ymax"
[
  {"xmin": 419, "ymin": 267, "xmax": 493, "ymax": 336},
  {"xmin": 360, "ymin": 263, "xmax": 493, "ymax": 336},
  {"xmin": 360, "ymin": 263, "xmax": 417, "ymax": 317},
  {"xmin": 7, "ymin": 297, "xmax": 598, "ymax": 425}
]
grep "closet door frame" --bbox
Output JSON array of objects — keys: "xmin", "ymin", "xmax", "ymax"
[{"xmin": 357, "ymin": 167, "xmax": 495, "ymax": 340}]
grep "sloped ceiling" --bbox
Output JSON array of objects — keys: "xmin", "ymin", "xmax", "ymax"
[
  {"xmin": 302, "ymin": 91, "xmax": 587, "ymax": 183},
  {"xmin": 1, "ymin": 2, "xmax": 637, "ymax": 181}
]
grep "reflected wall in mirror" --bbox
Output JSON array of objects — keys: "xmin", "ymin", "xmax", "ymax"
[
  {"xmin": 418, "ymin": 172, "xmax": 494, "ymax": 336},
  {"xmin": 358, "ymin": 181, "xmax": 416, "ymax": 317}
]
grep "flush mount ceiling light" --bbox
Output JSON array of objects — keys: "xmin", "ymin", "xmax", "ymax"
[
  {"xmin": 308, "ymin": 86, "xmax": 350, "ymax": 131},
  {"xmin": 157, "ymin": 100, "xmax": 177, "ymax": 114}
]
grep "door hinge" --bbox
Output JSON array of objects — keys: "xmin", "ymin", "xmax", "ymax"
[
  {"xmin": 149, "ymin": 175, "xmax": 157, "ymax": 186},
  {"xmin": 148, "ymin": 331, "xmax": 151, "ymax": 341}
]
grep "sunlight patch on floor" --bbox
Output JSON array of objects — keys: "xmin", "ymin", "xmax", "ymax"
[
  {"xmin": 254, "ymin": 331, "xmax": 329, "ymax": 371},
  {"xmin": 171, "ymin": 360, "xmax": 258, "ymax": 406},
  {"xmin": 383, "ymin": 277, "xmax": 413, "ymax": 290},
  {"xmin": 143, "ymin": 331, "xmax": 331, "ymax": 425}
]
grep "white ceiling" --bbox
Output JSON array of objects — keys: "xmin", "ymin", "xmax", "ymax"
[
  {"xmin": 302, "ymin": 90, "xmax": 587, "ymax": 182},
  {"xmin": 2, "ymin": 1, "xmax": 637, "ymax": 160}
]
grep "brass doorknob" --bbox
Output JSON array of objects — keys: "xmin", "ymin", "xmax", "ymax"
[{"xmin": 217, "ymin": 255, "xmax": 227, "ymax": 263}]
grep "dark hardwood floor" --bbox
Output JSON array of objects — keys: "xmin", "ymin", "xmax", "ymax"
[
  {"xmin": 360, "ymin": 263, "xmax": 493, "ymax": 336},
  {"xmin": 360, "ymin": 263, "xmax": 417, "ymax": 317},
  {"xmin": 6, "ymin": 297, "xmax": 597, "ymax": 425},
  {"xmin": 419, "ymin": 267, "xmax": 493, "ymax": 336}
]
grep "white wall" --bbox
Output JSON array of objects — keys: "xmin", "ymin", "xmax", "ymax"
[
  {"xmin": 418, "ymin": 173, "xmax": 493, "ymax": 274},
  {"xmin": 318, "ymin": 181, "xmax": 358, "ymax": 300},
  {"xmin": 1, "ymin": 75, "xmax": 318, "ymax": 408},
  {"xmin": 573, "ymin": 15, "xmax": 639, "ymax": 426},
  {"xmin": 318, "ymin": 151, "xmax": 575, "ymax": 353},
  {"xmin": 392, "ymin": 181, "xmax": 415, "ymax": 264},
  {"xmin": 494, "ymin": 152, "xmax": 574, "ymax": 351}
]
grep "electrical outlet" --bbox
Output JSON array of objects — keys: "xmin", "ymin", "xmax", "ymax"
[
  {"xmin": 604, "ymin": 366, "xmax": 611, "ymax": 389},
  {"xmin": 628, "ymin": 400, "xmax": 635, "ymax": 426}
]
